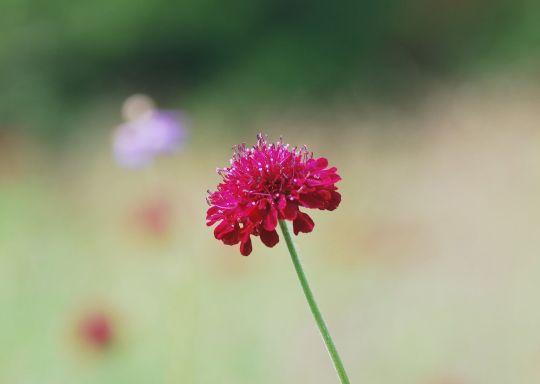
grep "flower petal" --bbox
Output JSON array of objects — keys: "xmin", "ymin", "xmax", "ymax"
[
  {"xmin": 327, "ymin": 191, "xmax": 341, "ymax": 211},
  {"xmin": 214, "ymin": 220, "xmax": 233, "ymax": 240},
  {"xmin": 221, "ymin": 226, "xmax": 240, "ymax": 245},
  {"xmin": 263, "ymin": 206, "xmax": 278, "ymax": 231},
  {"xmin": 260, "ymin": 228, "xmax": 279, "ymax": 247},
  {"xmin": 307, "ymin": 157, "xmax": 328, "ymax": 171},
  {"xmin": 293, "ymin": 212, "xmax": 315, "ymax": 235},
  {"xmin": 282, "ymin": 201, "xmax": 299, "ymax": 220},
  {"xmin": 240, "ymin": 237, "xmax": 252, "ymax": 256},
  {"xmin": 299, "ymin": 191, "xmax": 325, "ymax": 209}
]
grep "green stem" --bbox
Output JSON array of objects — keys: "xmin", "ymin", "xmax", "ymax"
[{"xmin": 278, "ymin": 220, "xmax": 351, "ymax": 384}]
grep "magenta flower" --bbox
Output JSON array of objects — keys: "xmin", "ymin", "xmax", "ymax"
[
  {"xmin": 206, "ymin": 134, "xmax": 341, "ymax": 256},
  {"xmin": 113, "ymin": 110, "xmax": 186, "ymax": 168}
]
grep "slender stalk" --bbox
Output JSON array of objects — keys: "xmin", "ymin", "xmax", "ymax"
[{"xmin": 278, "ymin": 220, "xmax": 351, "ymax": 384}]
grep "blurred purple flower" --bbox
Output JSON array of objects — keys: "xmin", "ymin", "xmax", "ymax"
[{"xmin": 113, "ymin": 110, "xmax": 187, "ymax": 168}]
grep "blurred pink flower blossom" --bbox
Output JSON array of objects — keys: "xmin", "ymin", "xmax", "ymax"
[
  {"xmin": 132, "ymin": 196, "xmax": 173, "ymax": 238},
  {"xmin": 78, "ymin": 312, "xmax": 114, "ymax": 350}
]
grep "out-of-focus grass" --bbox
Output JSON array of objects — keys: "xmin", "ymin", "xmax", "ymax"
[{"xmin": 2, "ymin": 81, "xmax": 540, "ymax": 383}]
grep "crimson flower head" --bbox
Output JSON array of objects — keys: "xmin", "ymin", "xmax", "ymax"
[{"xmin": 206, "ymin": 134, "xmax": 341, "ymax": 256}]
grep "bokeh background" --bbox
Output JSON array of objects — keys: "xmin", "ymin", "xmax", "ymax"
[{"xmin": 2, "ymin": 1, "xmax": 540, "ymax": 383}]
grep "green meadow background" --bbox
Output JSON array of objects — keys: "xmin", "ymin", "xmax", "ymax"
[{"xmin": 2, "ymin": 1, "xmax": 540, "ymax": 383}]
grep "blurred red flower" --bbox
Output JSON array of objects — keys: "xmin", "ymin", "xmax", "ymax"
[
  {"xmin": 133, "ymin": 197, "xmax": 173, "ymax": 238},
  {"xmin": 78, "ymin": 312, "xmax": 114, "ymax": 349}
]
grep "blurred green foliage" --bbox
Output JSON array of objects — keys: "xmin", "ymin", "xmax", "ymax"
[{"xmin": 1, "ymin": 0, "xmax": 539, "ymax": 138}]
